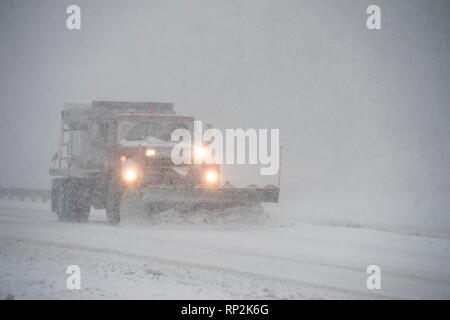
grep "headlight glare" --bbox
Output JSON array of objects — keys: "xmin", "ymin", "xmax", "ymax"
[
  {"xmin": 194, "ymin": 146, "xmax": 207, "ymax": 160},
  {"xmin": 205, "ymin": 170, "xmax": 218, "ymax": 184},
  {"xmin": 123, "ymin": 168, "xmax": 138, "ymax": 183}
]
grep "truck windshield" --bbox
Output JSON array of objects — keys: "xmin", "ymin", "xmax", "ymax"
[{"xmin": 117, "ymin": 118, "xmax": 193, "ymax": 146}]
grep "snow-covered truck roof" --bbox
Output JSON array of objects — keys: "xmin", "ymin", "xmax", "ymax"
[{"xmin": 62, "ymin": 101, "xmax": 176, "ymax": 130}]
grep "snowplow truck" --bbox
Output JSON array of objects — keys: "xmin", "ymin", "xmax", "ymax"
[{"xmin": 50, "ymin": 101, "xmax": 280, "ymax": 224}]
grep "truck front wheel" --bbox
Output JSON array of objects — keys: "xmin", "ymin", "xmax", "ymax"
[
  {"xmin": 56, "ymin": 190, "xmax": 70, "ymax": 222},
  {"xmin": 52, "ymin": 178, "xmax": 91, "ymax": 223},
  {"xmin": 106, "ymin": 189, "xmax": 121, "ymax": 225}
]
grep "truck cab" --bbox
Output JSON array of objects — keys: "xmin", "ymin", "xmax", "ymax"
[{"xmin": 50, "ymin": 101, "xmax": 278, "ymax": 225}]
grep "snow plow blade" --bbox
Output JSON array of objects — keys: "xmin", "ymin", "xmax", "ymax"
[{"xmin": 139, "ymin": 187, "xmax": 279, "ymax": 206}]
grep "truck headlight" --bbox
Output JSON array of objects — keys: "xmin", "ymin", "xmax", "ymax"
[
  {"xmin": 123, "ymin": 168, "xmax": 138, "ymax": 183},
  {"xmin": 205, "ymin": 170, "xmax": 218, "ymax": 184},
  {"xmin": 146, "ymin": 149, "xmax": 156, "ymax": 157}
]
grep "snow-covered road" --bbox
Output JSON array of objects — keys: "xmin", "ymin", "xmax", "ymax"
[{"xmin": 0, "ymin": 200, "xmax": 449, "ymax": 299}]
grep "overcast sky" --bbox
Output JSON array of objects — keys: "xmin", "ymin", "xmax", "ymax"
[{"xmin": 0, "ymin": 1, "xmax": 449, "ymax": 218}]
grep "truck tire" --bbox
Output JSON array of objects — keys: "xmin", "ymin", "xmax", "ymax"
[
  {"xmin": 52, "ymin": 178, "xmax": 91, "ymax": 223},
  {"xmin": 106, "ymin": 189, "xmax": 121, "ymax": 225},
  {"xmin": 56, "ymin": 189, "xmax": 70, "ymax": 222}
]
